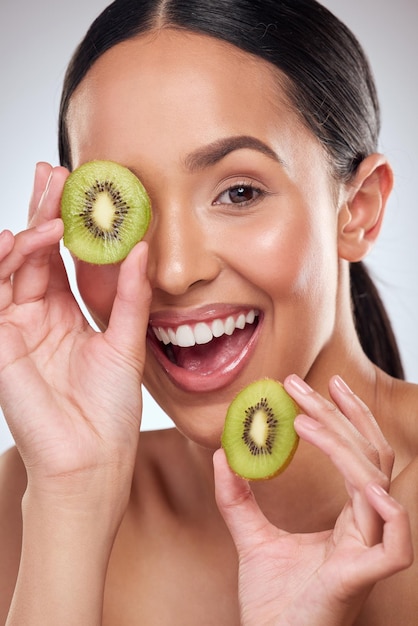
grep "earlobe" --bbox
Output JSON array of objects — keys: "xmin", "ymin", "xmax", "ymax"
[{"xmin": 338, "ymin": 154, "xmax": 393, "ymax": 262}]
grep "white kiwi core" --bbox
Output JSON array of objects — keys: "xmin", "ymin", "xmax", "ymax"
[
  {"xmin": 249, "ymin": 410, "xmax": 269, "ymax": 447},
  {"xmin": 92, "ymin": 192, "xmax": 117, "ymax": 231}
]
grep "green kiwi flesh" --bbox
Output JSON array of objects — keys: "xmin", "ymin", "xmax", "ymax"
[
  {"xmin": 221, "ymin": 379, "xmax": 299, "ymax": 480},
  {"xmin": 61, "ymin": 160, "xmax": 151, "ymax": 264}
]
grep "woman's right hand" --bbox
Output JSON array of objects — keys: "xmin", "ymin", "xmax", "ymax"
[{"xmin": 0, "ymin": 163, "xmax": 152, "ymax": 503}]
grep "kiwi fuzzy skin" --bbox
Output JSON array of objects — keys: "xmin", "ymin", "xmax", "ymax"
[
  {"xmin": 61, "ymin": 160, "xmax": 152, "ymax": 265},
  {"xmin": 221, "ymin": 378, "xmax": 300, "ymax": 481}
]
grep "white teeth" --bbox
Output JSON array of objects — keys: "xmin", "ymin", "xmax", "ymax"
[
  {"xmin": 224, "ymin": 316, "xmax": 235, "ymax": 336},
  {"xmin": 236, "ymin": 313, "xmax": 246, "ymax": 330},
  {"xmin": 152, "ymin": 309, "xmax": 259, "ymax": 349},
  {"xmin": 176, "ymin": 325, "xmax": 196, "ymax": 347},
  {"xmin": 158, "ymin": 327, "xmax": 171, "ymax": 345},
  {"xmin": 194, "ymin": 322, "xmax": 213, "ymax": 345},
  {"xmin": 246, "ymin": 310, "xmax": 256, "ymax": 324},
  {"xmin": 211, "ymin": 318, "xmax": 225, "ymax": 338},
  {"xmin": 168, "ymin": 328, "xmax": 177, "ymax": 345},
  {"xmin": 152, "ymin": 327, "xmax": 162, "ymax": 342}
]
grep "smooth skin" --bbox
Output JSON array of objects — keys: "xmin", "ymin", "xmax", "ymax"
[{"xmin": 0, "ymin": 30, "xmax": 416, "ymax": 625}]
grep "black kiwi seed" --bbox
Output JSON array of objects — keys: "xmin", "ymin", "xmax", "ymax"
[
  {"xmin": 242, "ymin": 397, "xmax": 278, "ymax": 455},
  {"xmin": 80, "ymin": 179, "xmax": 130, "ymax": 241},
  {"xmin": 61, "ymin": 160, "xmax": 152, "ymax": 265},
  {"xmin": 221, "ymin": 379, "xmax": 300, "ymax": 480}
]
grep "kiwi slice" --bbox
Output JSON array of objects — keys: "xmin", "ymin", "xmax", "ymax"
[
  {"xmin": 221, "ymin": 379, "xmax": 299, "ymax": 480},
  {"xmin": 61, "ymin": 160, "xmax": 151, "ymax": 264}
]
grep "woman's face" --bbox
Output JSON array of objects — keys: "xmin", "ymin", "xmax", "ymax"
[{"xmin": 67, "ymin": 29, "xmax": 342, "ymax": 447}]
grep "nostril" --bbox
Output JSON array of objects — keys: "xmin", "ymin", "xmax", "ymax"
[
  {"xmin": 147, "ymin": 244, "xmax": 221, "ymax": 295},
  {"xmin": 145, "ymin": 206, "xmax": 223, "ymax": 295}
]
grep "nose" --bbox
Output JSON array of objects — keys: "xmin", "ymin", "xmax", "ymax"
[{"xmin": 146, "ymin": 200, "xmax": 222, "ymax": 296}]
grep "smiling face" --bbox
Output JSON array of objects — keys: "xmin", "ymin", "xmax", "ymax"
[{"xmin": 67, "ymin": 29, "xmax": 344, "ymax": 446}]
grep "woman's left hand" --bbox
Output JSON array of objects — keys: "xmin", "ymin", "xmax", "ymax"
[{"xmin": 214, "ymin": 375, "xmax": 413, "ymax": 626}]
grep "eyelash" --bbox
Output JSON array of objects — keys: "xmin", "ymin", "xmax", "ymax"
[{"xmin": 213, "ymin": 181, "xmax": 267, "ymax": 208}]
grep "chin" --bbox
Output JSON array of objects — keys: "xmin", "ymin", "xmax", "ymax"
[{"xmin": 145, "ymin": 382, "xmax": 228, "ymax": 450}]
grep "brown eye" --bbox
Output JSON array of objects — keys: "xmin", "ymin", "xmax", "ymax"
[
  {"xmin": 214, "ymin": 184, "xmax": 263, "ymax": 206},
  {"xmin": 229, "ymin": 186, "xmax": 256, "ymax": 203}
]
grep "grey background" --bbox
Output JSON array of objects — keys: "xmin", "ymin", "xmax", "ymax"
[{"xmin": 1, "ymin": 0, "xmax": 417, "ymax": 453}]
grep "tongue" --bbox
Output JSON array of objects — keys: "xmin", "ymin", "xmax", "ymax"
[{"xmin": 173, "ymin": 325, "xmax": 255, "ymax": 374}]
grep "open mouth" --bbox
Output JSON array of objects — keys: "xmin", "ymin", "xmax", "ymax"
[{"xmin": 147, "ymin": 308, "xmax": 261, "ymax": 391}]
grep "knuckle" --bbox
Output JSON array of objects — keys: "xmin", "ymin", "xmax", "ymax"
[
  {"xmin": 320, "ymin": 397, "xmax": 340, "ymax": 421},
  {"xmin": 381, "ymin": 441, "xmax": 395, "ymax": 469}
]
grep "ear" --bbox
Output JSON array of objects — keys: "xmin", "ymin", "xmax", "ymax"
[{"xmin": 338, "ymin": 154, "xmax": 393, "ymax": 262}]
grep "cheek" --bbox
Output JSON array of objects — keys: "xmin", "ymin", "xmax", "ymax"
[
  {"xmin": 75, "ymin": 261, "xmax": 121, "ymax": 330},
  {"xmin": 220, "ymin": 206, "xmax": 341, "ymax": 366},
  {"xmin": 222, "ymin": 211, "xmax": 333, "ymax": 298}
]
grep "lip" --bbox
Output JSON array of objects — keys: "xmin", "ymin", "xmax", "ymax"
[{"xmin": 147, "ymin": 305, "xmax": 262, "ymax": 393}]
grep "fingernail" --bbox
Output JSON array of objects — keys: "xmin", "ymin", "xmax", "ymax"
[
  {"xmin": 333, "ymin": 375, "xmax": 353, "ymax": 394},
  {"xmin": 45, "ymin": 168, "xmax": 54, "ymax": 189},
  {"xmin": 34, "ymin": 161, "xmax": 43, "ymax": 182},
  {"xmin": 38, "ymin": 170, "xmax": 54, "ymax": 206},
  {"xmin": 288, "ymin": 375, "xmax": 313, "ymax": 395},
  {"xmin": 368, "ymin": 483, "xmax": 389, "ymax": 497}
]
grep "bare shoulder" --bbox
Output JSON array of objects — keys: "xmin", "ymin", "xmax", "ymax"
[
  {"xmin": 381, "ymin": 378, "xmax": 418, "ymax": 464},
  {"xmin": 387, "ymin": 380, "xmax": 418, "ymax": 565},
  {"xmin": 0, "ymin": 446, "xmax": 26, "ymax": 623},
  {"xmin": 355, "ymin": 378, "xmax": 418, "ymax": 625},
  {"xmin": 395, "ymin": 379, "xmax": 418, "ymax": 447},
  {"xmin": 359, "ymin": 456, "xmax": 418, "ymax": 626},
  {"xmin": 378, "ymin": 379, "xmax": 418, "ymax": 625}
]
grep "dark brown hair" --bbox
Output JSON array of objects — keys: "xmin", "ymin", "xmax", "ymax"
[{"xmin": 58, "ymin": 0, "xmax": 404, "ymax": 379}]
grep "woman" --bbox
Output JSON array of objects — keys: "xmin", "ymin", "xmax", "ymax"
[{"xmin": 0, "ymin": 0, "xmax": 416, "ymax": 624}]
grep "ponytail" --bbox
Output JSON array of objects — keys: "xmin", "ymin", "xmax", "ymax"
[{"xmin": 350, "ymin": 262, "xmax": 404, "ymax": 379}]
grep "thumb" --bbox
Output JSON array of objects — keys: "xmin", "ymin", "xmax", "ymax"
[
  {"xmin": 213, "ymin": 448, "xmax": 274, "ymax": 555},
  {"xmin": 105, "ymin": 241, "xmax": 151, "ymax": 367}
]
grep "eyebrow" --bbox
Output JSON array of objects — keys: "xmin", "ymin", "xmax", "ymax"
[{"xmin": 183, "ymin": 135, "xmax": 284, "ymax": 172}]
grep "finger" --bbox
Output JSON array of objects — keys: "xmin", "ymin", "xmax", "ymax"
[
  {"xmin": 13, "ymin": 221, "xmax": 65, "ymax": 305},
  {"xmin": 213, "ymin": 448, "xmax": 277, "ymax": 556},
  {"xmin": 328, "ymin": 375, "xmax": 394, "ymax": 478},
  {"xmin": 284, "ymin": 375, "xmax": 385, "ymax": 474},
  {"xmin": 104, "ymin": 242, "xmax": 152, "ymax": 368},
  {"xmin": 14, "ymin": 166, "xmax": 70, "ymax": 300},
  {"xmin": 0, "ymin": 230, "xmax": 16, "ymax": 309},
  {"xmin": 294, "ymin": 411, "xmax": 387, "ymax": 546},
  {"xmin": 0, "ymin": 220, "xmax": 62, "ymax": 308},
  {"xmin": 28, "ymin": 162, "xmax": 53, "ymax": 225},
  {"xmin": 30, "ymin": 165, "xmax": 69, "ymax": 227},
  {"xmin": 344, "ymin": 483, "xmax": 413, "ymax": 591},
  {"xmin": 0, "ymin": 229, "xmax": 15, "ymax": 261},
  {"xmin": 0, "ymin": 222, "xmax": 63, "ymax": 280}
]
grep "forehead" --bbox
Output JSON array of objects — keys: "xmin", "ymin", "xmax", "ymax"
[{"xmin": 66, "ymin": 29, "xmax": 316, "ymax": 170}]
